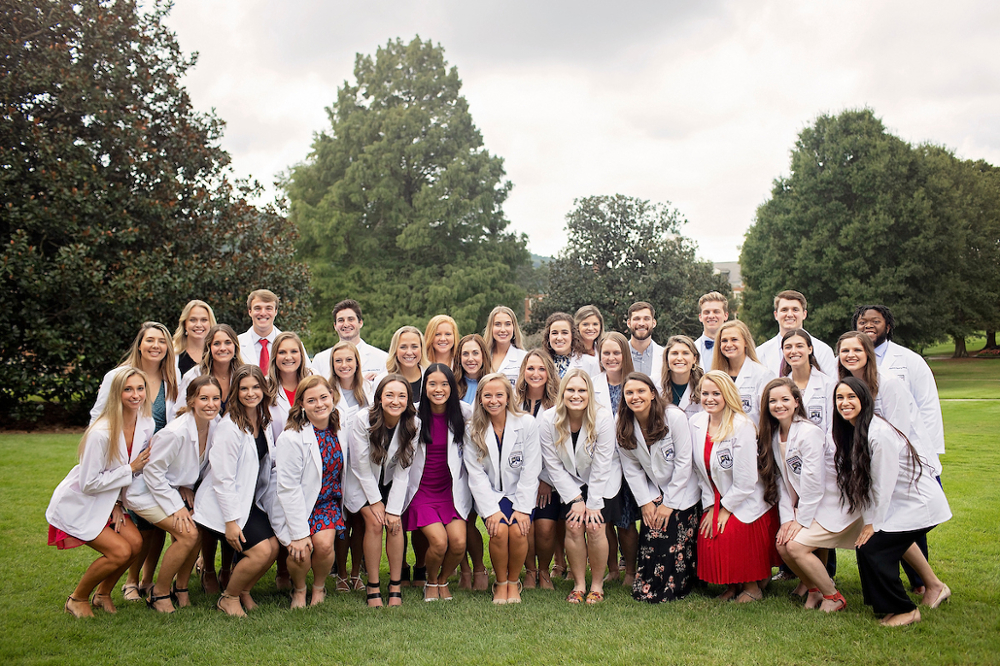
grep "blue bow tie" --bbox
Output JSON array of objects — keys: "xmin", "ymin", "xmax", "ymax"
[{"xmin": 705, "ymin": 340, "xmax": 714, "ymax": 349}]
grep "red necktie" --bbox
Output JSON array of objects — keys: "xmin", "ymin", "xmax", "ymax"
[{"xmin": 259, "ymin": 338, "xmax": 269, "ymax": 376}]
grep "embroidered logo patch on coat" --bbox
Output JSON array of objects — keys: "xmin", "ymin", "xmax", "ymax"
[
  {"xmin": 741, "ymin": 394, "xmax": 753, "ymax": 413},
  {"xmin": 787, "ymin": 455, "xmax": 803, "ymax": 475},
  {"xmin": 808, "ymin": 403, "xmax": 823, "ymax": 424},
  {"xmin": 508, "ymin": 452, "xmax": 523, "ymax": 468},
  {"xmin": 717, "ymin": 450, "xmax": 733, "ymax": 469},
  {"xmin": 662, "ymin": 446, "xmax": 675, "ymax": 462}
]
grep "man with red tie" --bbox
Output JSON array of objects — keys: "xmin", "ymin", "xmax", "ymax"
[{"xmin": 238, "ymin": 289, "xmax": 281, "ymax": 374}]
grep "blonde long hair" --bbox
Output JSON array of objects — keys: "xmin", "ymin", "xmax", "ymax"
[
  {"xmin": 712, "ymin": 320, "xmax": 760, "ymax": 376},
  {"xmin": 553, "ymin": 369, "xmax": 598, "ymax": 452},
  {"xmin": 80, "ymin": 368, "xmax": 151, "ymax": 466},
  {"xmin": 386, "ymin": 326, "xmax": 428, "ymax": 374},
  {"xmin": 119, "ymin": 322, "xmax": 178, "ymax": 402},
  {"xmin": 483, "ymin": 306, "xmax": 524, "ymax": 354},
  {"xmin": 468, "ymin": 373, "xmax": 523, "ymax": 462},
  {"xmin": 514, "ymin": 349, "xmax": 559, "ymax": 412},
  {"xmin": 699, "ymin": 370, "xmax": 751, "ymax": 442},
  {"xmin": 172, "ymin": 300, "xmax": 217, "ymax": 353},
  {"xmin": 328, "ymin": 340, "xmax": 369, "ymax": 408}
]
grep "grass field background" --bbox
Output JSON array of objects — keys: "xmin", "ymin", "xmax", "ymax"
[{"xmin": 1, "ymin": 359, "xmax": 998, "ymax": 665}]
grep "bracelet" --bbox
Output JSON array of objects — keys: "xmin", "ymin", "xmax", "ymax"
[{"xmin": 568, "ymin": 497, "xmax": 584, "ymax": 506}]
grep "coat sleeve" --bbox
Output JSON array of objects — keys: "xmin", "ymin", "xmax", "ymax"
[
  {"xmin": 275, "ymin": 431, "xmax": 311, "ymax": 542},
  {"xmin": 793, "ymin": 424, "xmax": 827, "ymax": 528},
  {"xmin": 774, "ymin": 434, "xmax": 797, "ymax": 524},
  {"xmin": 584, "ymin": 413, "xmax": 617, "ymax": 511},
  {"xmin": 209, "ymin": 422, "xmax": 243, "ymax": 523},
  {"xmin": 79, "ymin": 427, "xmax": 134, "ymax": 495},
  {"xmin": 539, "ymin": 414, "xmax": 582, "ymax": 506},
  {"xmin": 463, "ymin": 432, "xmax": 502, "ymax": 518},
  {"xmin": 719, "ymin": 420, "xmax": 759, "ymax": 514},
  {"xmin": 512, "ymin": 416, "xmax": 541, "ymax": 515},
  {"xmin": 908, "ymin": 354, "xmax": 945, "ymax": 454},
  {"xmin": 664, "ymin": 409, "xmax": 695, "ymax": 510},
  {"xmin": 143, "ymin": 427, "xmax": 185, "ymax": 516},
  {"xmin": 864, "ymin": 422, "xmax": 902, "ymax": 531},
  {"xmin": 349, "ymin": 412, "xmax": 382, "ymax": 505},
  {"xmin": 619, "ymin": 445, "xmax": 656, "ymax": 508},
  {"xmin": 88, "ymin": 369, "xmax": 118, "ymax": 425}
]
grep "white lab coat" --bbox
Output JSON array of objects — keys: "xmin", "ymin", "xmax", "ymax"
[
  {"xmin": 311, "ymin": 339, "xmax": 389, "ymax": 378},
  {"xmin": 591, "ymin": 372, "xmax": 616, "ymax": 414},
  {"xmin": 874, "ymin": 370, "xmax": 941, "ymax": 475},
  {"xmin": 172, "ymin": 366, "xmax": 203, "ymax": 422},
  {"xmin": 865, "ymin": 417, "xmax": 951, "ymax": 533},
  {"xmin": 538, "ymin": 407, "xmax": 621, "ymax": 511},
  {"xmin": 877, "ymin": 341, "xmax": 945, "ymax": 456},
  {"xmin": 193, "ymin": 414, "xmax": 281, "ymax": 535},
  {"xmin": 126, "ymin": 412, "xmax": 217, "ymax": 517},
  {"xmin": 90, "ymin": 366, "xmax": 179, "ymax": 426},
  {"xmin": 690, "ymin": 411, "xmax": 770, "ymax": 524},
  {"xmin": 566, "ymin": 353, "xmax": 601, "ymax": 378},
  {"xmin": 349, "ymin": 409, "xmax": 421, "ymax": 515},
  {"xmin": 618, "ymin": 406, "xmax": 700, "ymax": 512},
  {"xmin": 731, "ymin": 359, "xmax": 775, "ymax": 428},
  {"xmin": 269, "ymin": 386, "xmax": 294, "ymax": 442},
  {"xmin": 757, "ymin": 330, "xmax": 837, "ymax": 379},
  {"xmin": 773, "ymin": 419, "xmax": 857, "ymax": 532},
  {"xmin": 629, "ymin": 340, "xmax": 663, "ymax": 378},
  {"xmin": 652, "ymin": 375, "xmax": 703, "ymax": 420},
  {"xmin": 398, "ymin": 404, "xmax": 474, "ymax": 519},
  {"xmin": 46, "ymin": 416, "xmax": 156, "ymax": 542},
  {"xmin": 694, "ymin": 334, "xmax": 715, "ymax": 371},
  {"xmin": 464, "ymin": 412, "xmax": 541, "ymax": 517},
  {"xmin": 798, "ymin": 370, "xmax": 837, "ymax": 434},
  {"xmin": 274, "ymin": 422, "xmax": 354, "ymax": 545},
  {"xmin": 491, "ymin": 345, "xmax": 527, "ymax": 387}
]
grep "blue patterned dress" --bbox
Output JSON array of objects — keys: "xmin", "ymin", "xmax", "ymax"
[{"xmin": 308, "ymin": 427, "xmax": 346, "ymax": 536}]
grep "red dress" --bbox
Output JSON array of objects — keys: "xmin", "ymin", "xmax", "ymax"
[{"xmin": 697, "ymin": 432, "xmax": 780, "ymax": 585}]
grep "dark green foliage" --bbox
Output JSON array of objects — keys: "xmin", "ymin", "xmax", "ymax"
[
  {"xmin": 285, "ymin": 37, "xmax": 529, "ymax": 350},
  {"xmin": 741, "ymin": 108, "xmax": 999, "ymax": 350},
  {"xmin": 530, "ymin": 195, "xmax": 731, "ymax": 341},
  {"xmin": 0, "ymin": 0, "xmax": 310, "ymax": 419}
]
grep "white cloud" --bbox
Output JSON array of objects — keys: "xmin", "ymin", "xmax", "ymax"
[{"xmin": 164, "ymin": 0, "xmax": 1000, "ymax": 263}]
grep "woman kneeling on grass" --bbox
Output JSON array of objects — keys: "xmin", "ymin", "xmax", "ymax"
[
  {"xmin": 691, "ymin": 371, "xmax": 781, "ymax": 603},
  {"xmin": 47, "ymin": 368, "xmax": 153, "ymax": 618},
  {"xmin": 539, "ymin": 369, "xmax": 621, "ymax": 604},
  {"xmin": 194, "ymin": 365, "xmax": 280, "ymax": 617},
  {"xmin": 350, "ymin": 374, "xmax": 419, "ymax": 607},
  {"xmin": 275, "ymin": 376, "xmax": 353, "ymax": 608},
  {"xmin": 761, "ymin": 378, "xmax": 856, "ymax": 612},
  {"xmin": 832, "ymin": 377, "xmax": 952, "ymax": 627},
  {"xmin": 616, "ymin": 373, "xmax": 700, "ymax": 602},
  {"xmin": 464, "ymin": 373, "xmax": 541, "ymax": 604},
  {"xmin": 404, "ymin": 364, "xmax": 473, "ymax": 602},
  {"xmin": 126, "ymin": 375, "xmax": 222, "ymax": 612}
]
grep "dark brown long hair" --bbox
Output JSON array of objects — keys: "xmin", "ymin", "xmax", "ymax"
[
  {"xmin": 453, "ymin": 334, "xmax": 490, "ymax": 399},
  {"xmin": 543, "ymin": 312, "xmax": 587, "ymax": 359},
  {"xmin": 228, "ymin": 365, "xmax": 273, "ymax": 435},
  {"xmin": 367, "ymin": 374, "xmax": 417, "ymax": 468},
  {"xmin": 174, "ymin": 374, "xmax": 222, "ymax": 418},
  {"xmin": 616, "ymin": 373, "xmax": 668, "ymax": 451},
  {"xmin": 756, "ymin": 378, "xmax": 807, "ymax": 506},
  {"xmin": 831, "ymin": 377, "xmax": 924, "ymax": 514},
  {"xmin": 836, "ymin": 331, "xmax": 879, "ymax": 398},
  {"xmin": 779, "ymin": 328, "xmax": 821, "ymax": 377}
]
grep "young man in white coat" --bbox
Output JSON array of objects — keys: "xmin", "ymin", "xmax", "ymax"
[
  {"xmin": 852, "ymin": 305, "xmax": 945, "ymax": 464},
  {"xmin": 626, "ymin": 302, "xmax": 662, "ymax": 377},
  {"xmin": 238, "ymin": 289, "xmax": 282, "ymax": 373},
  {"xmin": 694, "ymin": 292, "xmax": 729, "ymax": 371},
  {"xmin": 311, "ymin": 299, "xmax": 389, "ymax": 381},
  {"xmin": 756, "ymin": 290, "xmax": 837, "ymax": 378}
]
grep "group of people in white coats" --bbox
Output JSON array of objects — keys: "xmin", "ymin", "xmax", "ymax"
[{"xmin": 47, "ymin": 287, "xmax": 952, "ymax": 627}]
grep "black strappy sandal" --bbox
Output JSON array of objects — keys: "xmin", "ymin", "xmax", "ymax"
[
  {"xmin": 387, "ymin": 579, "xmax": 403, "ymax": 607},
  {"xmin": 170, "ymin": 582, "xmax": 189, "ymax": 607},
  {"xmin": 366, "ymin": 581, "xmax": 383, "ymax": 608},
  {"xmin": 146, "ymin": 592, "xmax": 175, "ymax": 613}
]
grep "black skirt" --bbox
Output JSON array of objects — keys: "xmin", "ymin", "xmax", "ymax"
[{"xmin": 632, "ymin": 503, "xmax": 699, "ymax": 603}]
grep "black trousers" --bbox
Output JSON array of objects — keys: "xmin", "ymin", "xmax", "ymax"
[{"xmin": 856, "ymin": 527, "xmax": 932, "ymax": 615}]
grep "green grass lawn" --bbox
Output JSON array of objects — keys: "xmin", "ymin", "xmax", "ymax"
[{"xmin": 2, "ymin": 359, "xmax": 999, "ymax": 665}]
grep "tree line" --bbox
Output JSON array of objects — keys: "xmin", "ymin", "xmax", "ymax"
[{"xmin": 3, "ymin": 1, "xmax": 995, "ymax": 422}]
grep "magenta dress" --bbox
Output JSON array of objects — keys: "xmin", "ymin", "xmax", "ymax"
[{"xmin": 404, "ymin": 413, "xmax": 462, "ymax": 530}]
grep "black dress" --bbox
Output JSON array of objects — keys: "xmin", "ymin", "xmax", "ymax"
[{"xmin": 632, "ymin": 499, "xmax": 699, "ymax": 603}]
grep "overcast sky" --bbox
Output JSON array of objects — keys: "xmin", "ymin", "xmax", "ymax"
[{"xmin": 164, "ymin": 0, "xmax": 1000, "ymax": 262}]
